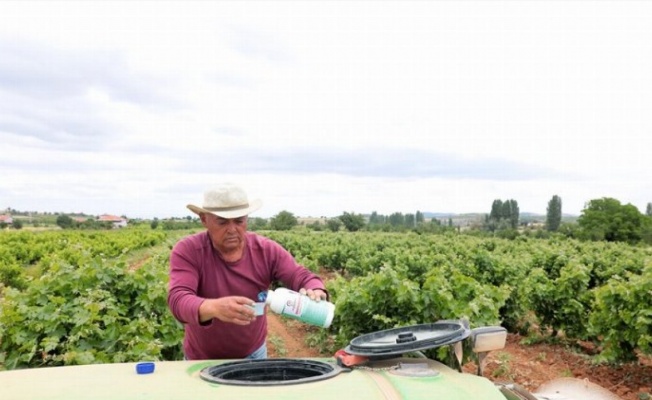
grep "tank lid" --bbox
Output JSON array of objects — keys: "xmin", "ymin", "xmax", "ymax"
[{"xmin": 344, "ymin": 319, "xmax": 471, "ymax": 358}]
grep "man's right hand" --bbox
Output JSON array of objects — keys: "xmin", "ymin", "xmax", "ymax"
[{"xmin": 199, "ymin": 296, "xmax": 256, "ymax": 325}]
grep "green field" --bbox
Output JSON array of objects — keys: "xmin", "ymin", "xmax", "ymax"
[{"xmin": 1, "ymin": 228, "xmax": 650, "ymax": 369}]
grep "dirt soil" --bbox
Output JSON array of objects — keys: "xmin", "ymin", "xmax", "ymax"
[{"xmin": 266, "ymin": 313, "xmax": 652, "ymax": 400}]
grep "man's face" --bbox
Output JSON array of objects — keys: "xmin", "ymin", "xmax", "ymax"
[{"xmin": 201, "ymin": 214, "xmax": 248, "ymax": 253}]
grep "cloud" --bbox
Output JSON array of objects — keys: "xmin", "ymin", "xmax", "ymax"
[
  {"xmin": 174, "ymin": 145, "xmax": 567, "ymax": 181},
  {"xmin": 0, "ymin": 38, "xmax": 176, "ymax": 103},
  {"xmin": 225, "ymin": 24, "xmax": 294, "ymax": 64},
  {"xmin": 0, "ymin": 37, "xmax": 186, "ymax": 150},
  {"xmin": 0, "ymin": 104, "xmax": 118, "ymax": 152}
]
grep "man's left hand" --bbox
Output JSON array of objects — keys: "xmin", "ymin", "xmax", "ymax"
[{"xmin": 300, "ymin": 288, "xmax": 328, "ymax": 302}]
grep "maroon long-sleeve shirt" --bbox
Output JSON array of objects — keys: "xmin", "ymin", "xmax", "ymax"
[{"xmin": 167, "ymin": 231, "xmax": 326, "ymax": 360}]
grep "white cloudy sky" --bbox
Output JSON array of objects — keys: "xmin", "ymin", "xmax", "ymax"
[{"xmin": 1, "ymin": 1, "xmax": 651, "ymax": 219}]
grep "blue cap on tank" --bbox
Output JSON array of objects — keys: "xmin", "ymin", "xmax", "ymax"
[{"xmin": 136, "ymin": 362, "xmax": 155, "ymax": 374}]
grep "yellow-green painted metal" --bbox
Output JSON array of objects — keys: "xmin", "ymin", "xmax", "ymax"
[{"xmin": 0, "ymin": 357, "xmax": 507, "ymax": 400}]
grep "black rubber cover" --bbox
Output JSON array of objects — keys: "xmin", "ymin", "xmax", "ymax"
[{"xmin": 344, "ymin": 320, "xmax": 471, "ymax": 358}]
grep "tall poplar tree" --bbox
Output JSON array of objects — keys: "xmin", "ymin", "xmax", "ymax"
[
  {"xmin": 405, "ymin": 213, "xmax": 416, "ymax": 228},
  {"xmin": 369, "ymin": 211, "xmax": 382, "ymax": 225},
  {"xmin": 546, "ymin": 195, "xmax": 563, "ymax": 231},
  {"xmin": 490, "ymin": 200, "xmax": 503, "ymax": 221},
  {"xmin": 388, "ymin": 212, "xmax": 405, "ymax": 227},
  {"xmin": 507, "ymin": 199, "xmax": 519, "ymax": 229}
]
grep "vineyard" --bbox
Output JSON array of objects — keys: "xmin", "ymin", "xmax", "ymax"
[
  {"xmin": 1, "ymin": 228, "xmax": 651, "ymax": 375},
  {"xmin": 263, "ymin": 231, "xmax": 652, "ymax": 364}
]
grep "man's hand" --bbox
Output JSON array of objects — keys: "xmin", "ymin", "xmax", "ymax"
[
  {"xmin": 199, "ymin": 296, "xmax": 256, "ymax": 325},
  {"xmin": 299, "ymin": 288, "xmax": 328, "ymax": 302}
]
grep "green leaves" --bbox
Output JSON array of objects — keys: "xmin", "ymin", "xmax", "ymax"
[
  {"xmin": 588, "ymin": 265, "xmax": 652, "ymax": 362},
  {"xmin": 0, "ymin": 249, "xmax": 183, "ymax": 369},
  {"xmin": 273, "ymin": 231, "xmax": 652, "ymax": 363},
  {"xmin": 578, "ymin": 197, "xmax": 649, "ymax": 244}
]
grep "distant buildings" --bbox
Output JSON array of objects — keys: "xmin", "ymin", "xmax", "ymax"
[{"xmin": 97, "ymin": 214, "xmax": 128, "ymax": 228}]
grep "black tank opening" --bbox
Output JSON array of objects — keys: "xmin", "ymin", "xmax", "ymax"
[{"xmin": 200, "ymin": 359, "xmax": 341, "ymax": 386}]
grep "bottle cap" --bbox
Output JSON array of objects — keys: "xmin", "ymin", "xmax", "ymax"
[{"xmin": 136, "ymin": 362, "xmax": 155, "ymax": 374}]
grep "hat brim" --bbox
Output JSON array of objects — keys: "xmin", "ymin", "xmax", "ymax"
[{"xmin": 187, "ymin": 198, "xmax": 262, "ymax": 219}]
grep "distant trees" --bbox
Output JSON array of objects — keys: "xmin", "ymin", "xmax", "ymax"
[
  {"xmin": 326, "ymin": 218, "xmax": 343, "ymax": 232},
  {"xmin": 505, "ymin": 200, "xmax": 520, "ymax": 229},
  {"xmin": 56, "ymin": 215, "xmax": 74, "ymax": 229},
  {"xmin": 577, "ymin": 197, "xmax": 649, "ymax": 244},
  {"xmin": 54, "ymin": 215, "xmax": 116, "ymax": 230},
  {"xmin": 338, "ymin": 212, "xmax": 365, "ymax": 232},
  {"xmin": 366, "ymin": 210, "xmax": 430, "ymax": 231},
  {"xmin": 405, "ymin": 213, "xmax": 416, "ymax": 228},
  {"xmin": 546, "ymin": 195, "xmax": 562, "ymax": 232},
  {"xmin": 356, "ymin": 210, "xmax": 459, "ymax": 234},
  {"xmin": 388, "ymin": 212, "xmax": 405, "ymax": 227},
  {"xmin": 486, "ymin": 199, "xmax": 519, "ymax": 231},
  {"xmin": 368, "ymin": 211, "xmax": 384, "ymax": 225},
  {"xmin": 269, "ymin": 211, "xmax": 298, "ymax": 231},
  {"xmin": 645, "ymin": 203, "xmax": 652, "ymax": 243},
  {"xmin": 248, "ymin": 217, "xmax": 269, "ymax": 231},
  {"xmin": 0, "ymin": 220, "xmax": 22, "ymax": 229},
  {"xmin": 160, "ymin": 219, "xmax": 202, "ymax": 230}
]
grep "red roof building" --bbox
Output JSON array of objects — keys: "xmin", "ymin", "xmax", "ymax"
[{"xmin": 97, "ymin": 214, "xmax": 128, "ymax": 228}]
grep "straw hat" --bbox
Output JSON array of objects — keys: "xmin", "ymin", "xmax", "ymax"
[{"xmin": 187, "ymin": 183, "xmax": 262, "ymax": 219}]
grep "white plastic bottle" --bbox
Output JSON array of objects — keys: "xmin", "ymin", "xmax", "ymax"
[{"xmin": 265, "ymin": 288, "xmax": 335, "ymax": 328}]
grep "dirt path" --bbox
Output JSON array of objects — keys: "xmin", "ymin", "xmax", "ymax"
[
  {"xmin": 266, "ymin": 313, "xmax": 323, "ymax": 358},
  {"xmin": 479, "ymin": 334, "xmax": 652, "ymax": 400},
  {"xmin": 266, "ymin": 315, "xmax": 652, "ymax": 400}
]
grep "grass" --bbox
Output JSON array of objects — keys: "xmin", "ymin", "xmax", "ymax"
[
  {"xmin": 492, "ymin": 352, "xmax": 513, "ymax": 379},
  {"xmin": 268, "ymin": 334, "xmax": 287, "ymax": 357}
]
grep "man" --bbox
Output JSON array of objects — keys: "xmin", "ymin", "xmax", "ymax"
[{"xmin": 167, "ymin": 182, "xmax": 328, "ymax": 360}]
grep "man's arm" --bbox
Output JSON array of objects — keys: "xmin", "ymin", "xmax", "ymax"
[{"xmin": 167, "ymin": 240, "xmax": 207, "ymax": 325}]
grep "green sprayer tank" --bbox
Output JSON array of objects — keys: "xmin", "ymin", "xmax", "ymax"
[{"xmin": 0, "ymin": 320, "xmax": 622, "ymax": 400}]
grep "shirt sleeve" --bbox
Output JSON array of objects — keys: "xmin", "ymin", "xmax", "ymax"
[{"xmin": 167, "ymin": 238, "xmax": 206, "ymax": 325}]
